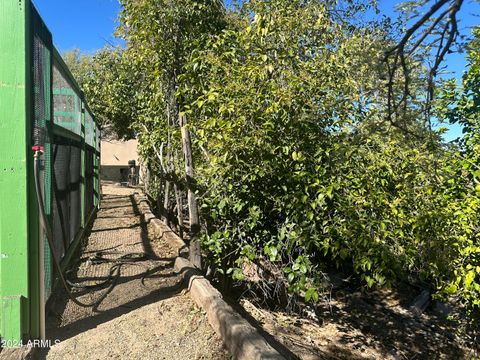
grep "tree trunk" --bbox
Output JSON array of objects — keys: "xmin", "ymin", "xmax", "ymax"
[
  {"xmin": 180, "ymin": 114, "xmax": 201, "ymax": 269},
  {"xmin": 157, "ymin": 173, "xmax": 164, "ymax": 218},
  {"xmin": 163, "ymin": 180, "xmax": 171, "ymax": 226},
  {"xmin": 144, "ymin": 165, "xmax": 151, "ymax": 195},
  {"xmin": 174, "ymin": 183, "xmax": 184, "ymax": 239}
]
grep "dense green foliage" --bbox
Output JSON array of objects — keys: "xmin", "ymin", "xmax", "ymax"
[
  {"xmin": 68, "ymin": 0, "xmax": 479, "ymax": 325},
  {"xmin": 436, "ymin": 28, "xmax": 480, "ymax": 321}
]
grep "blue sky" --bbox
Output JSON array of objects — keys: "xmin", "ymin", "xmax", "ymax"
[
  {"xmin": 33, "ymin": 0, "xmax": 478, "ymax": 141},
  {"xmin": 375, "ymin": 0, "xmax": 479, "ymax": 141},
  {"xmin": 33, "ymin": 0, "xmax": 122, "ymax": 53}
]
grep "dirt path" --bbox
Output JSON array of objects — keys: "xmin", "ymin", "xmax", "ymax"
[{"xmin": 38, "ymin": 183, "xmax": 228, "ymax": 360}]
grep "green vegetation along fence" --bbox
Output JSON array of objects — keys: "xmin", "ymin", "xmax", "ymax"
[{"xmin": 0, "ymin": 1, "xmax": 100, "ymax": 343}]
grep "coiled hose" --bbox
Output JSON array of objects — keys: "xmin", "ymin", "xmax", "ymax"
[{"xmin": 33, "ymin": 151, "xmax": 148, "ymax": 308}]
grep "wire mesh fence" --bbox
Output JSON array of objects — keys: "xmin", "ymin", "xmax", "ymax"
[
  {"xmin": 51, "ymin": 139, "xmax": 83, "ymax": 261},
  {"xmin": 85, "ymin": 109, "xmax": 96, "ymax": 148},
  {"xmin": 37, "ymin": 15, "xmax": 101, "ymax": 303},
  {"xmin": 53, "ymin": 59, "xmax": 82, "ymax": 135},
  {"xmin": 85, "ymin": 148, "xmax": 95, "ymax": 220},
  {"xmin": 32, "ymin": 5, "xmax": 54, "ymax": 301},
  {"xmin": 0, "ymin": 1, "xmax": 101, "ymax": 341}
]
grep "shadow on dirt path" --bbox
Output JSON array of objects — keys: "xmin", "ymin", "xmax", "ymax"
[{"xmin": 38, "ymin": 183, "xmax": 228, "ymax": 360}]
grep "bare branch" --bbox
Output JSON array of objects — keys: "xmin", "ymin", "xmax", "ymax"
[{"xmin": 383, "ymin": 0, "xmax": 464, "ymax": 136}]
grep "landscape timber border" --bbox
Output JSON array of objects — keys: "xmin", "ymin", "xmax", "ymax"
[{"xmin": 133, "ymin": 192, "xmax": 285, "ymax": 360}]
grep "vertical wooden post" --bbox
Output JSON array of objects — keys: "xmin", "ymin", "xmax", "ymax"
[
  {"xmin": 173, "ymin": 183, "xmax": 184, "ymax": 239},
  {"xmin": 163, "ymin": 179, "xmax": 171, "ymax": 226},
  {"xmin": 180, "ymin": 115, "xmax": 201, "ymax": 269},
  {"xmin": 1, "ymin": 0, "xmax": 40, "ymax": 341},
  {"xmin": 173, "ymin": 149, "xmax": 184, "ymax": 239}
]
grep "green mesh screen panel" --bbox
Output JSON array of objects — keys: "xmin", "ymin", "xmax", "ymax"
[
  {"xmin": 96, "ymin": 124, "xmax": 101, "ymax": 151},
  {"xmin": 85, "ymin": 148, "xmax": 95, "ymax": 218},
  {"xmin": 29, "ymin": 3, "xmax": 100, "ymax": 311},
  {"xmin": 69, "ymin": 145, "xmax": 82, "ymax": 243},
  {"xmin": 52, "ymin": 138, "xmax": 83, "ymax": 261},
  {"xmin": 85, "ymin": 110, "xmax": 95, "ymax": 147},
  {"xmin": 95, "ymin": 124, "xmax": 101, "ymax": 205},
  {"xmin": 32, "ymin": 6, "xmax": 53, "ymax": 301},
  {"xmin": 52, "ymin": 142, "xmax": 70, "ymax": 259},
  {"xmin": 53, "ymin": 59, "xmax": 82, "ymax": 135}
]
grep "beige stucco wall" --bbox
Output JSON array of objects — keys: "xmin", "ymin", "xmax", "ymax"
[
  {"xmin": 101, "ymin": 139, "xmax": 139, "ymax": 166},
  {"xmin": 101, "ymin": 139, "xmax": 140, "ymax": 182}
]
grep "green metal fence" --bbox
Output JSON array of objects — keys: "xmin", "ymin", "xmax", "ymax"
[{"xmin": 0, "ymin": 1, "xmax": 101, "ymax": 343}]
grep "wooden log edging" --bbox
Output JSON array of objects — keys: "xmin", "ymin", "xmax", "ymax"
[
  {"xmin": 133, "ymin": 193, "xmax": 189, "ymax": 258},
  {"xmin": 133, "ymin": 192, "xmax": 285, "ymax": 360}
]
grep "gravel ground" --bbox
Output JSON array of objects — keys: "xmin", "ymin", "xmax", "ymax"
[
  {"xmin": 44, "ymin": 294, "xmax": 226, "ymax": 360},
  {"xmin": 37, "ymin": 183, "xmax": 228, "ymax": 360}
]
